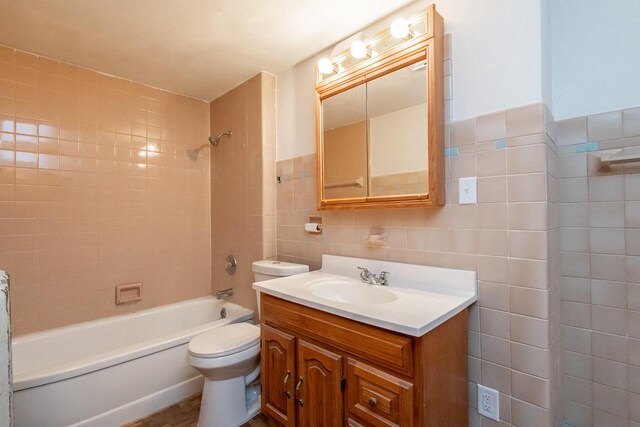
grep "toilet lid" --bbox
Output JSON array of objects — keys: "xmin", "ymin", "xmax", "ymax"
[{"xmin": 188, "ymin": 323, "xmax": 260, "ymax": 358}]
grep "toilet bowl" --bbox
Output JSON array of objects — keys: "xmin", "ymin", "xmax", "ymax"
[{"xmin": 187, "ymin": 260, "xmax": 308, "ymax": 427}]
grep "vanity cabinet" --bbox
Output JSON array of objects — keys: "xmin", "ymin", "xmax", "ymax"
[{"xmin": 260, "ymin": 294, "xmax": 468, "ymax": 427}]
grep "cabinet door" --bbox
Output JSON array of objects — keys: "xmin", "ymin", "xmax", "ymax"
[
  {"xmin": 297, "ymin": 340, "xmax": 344, "ymax": 427},
  {"xmin": 261, "ymin": 324, "xmax": 296, "ymax": 427},
  {"xmin": 346, "ymin": 358, "xmax": 413, "ymax": 427}
]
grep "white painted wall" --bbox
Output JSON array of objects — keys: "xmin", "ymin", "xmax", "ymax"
[
  {"xmin": 277, "ymin": 0, "xmax": 545, "ymax": 160},
  {"xmin": 370, "ymin": 103, "xmax": 427, "ymax": 176},
  {"xmin": 551, "ymin": 0, "xmax": 640, "ymax": 120}
]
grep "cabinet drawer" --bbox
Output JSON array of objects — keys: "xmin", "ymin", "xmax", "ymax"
[
  {"xmin": 347, "ymin": 358, "xmax": 413, "ymax": 427},
  {"xmin": 262, "ymin": 294, "xmax": 413, "ymax": 376}
]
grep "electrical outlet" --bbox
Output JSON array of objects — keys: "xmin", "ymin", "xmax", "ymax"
[{"xmin": 477, "ymin": 384, "xmax": 499, "ymax": 421}]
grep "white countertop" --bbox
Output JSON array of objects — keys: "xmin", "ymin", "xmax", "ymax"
[{"xmin": 253, "ymin": 255, "xmax": 477, "ymax": 337}]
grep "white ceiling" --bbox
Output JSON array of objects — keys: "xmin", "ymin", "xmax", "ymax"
[{"xmin": 0, "ymin": 0, "xmax": 415, "ymax": 101}]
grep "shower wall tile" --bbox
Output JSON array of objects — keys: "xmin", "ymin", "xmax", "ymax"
[
  {"xmin": 0, "ymin": 45, "xmax": 211, "ymax": 335},
  {"xmin": 209, "ymin": 72, "xmax": 276, "ymax": 314}
]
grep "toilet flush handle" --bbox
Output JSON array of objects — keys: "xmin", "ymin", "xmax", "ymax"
[{"xmin": 283, "ymin": 370, "xmax": 291, "ymax": 398}]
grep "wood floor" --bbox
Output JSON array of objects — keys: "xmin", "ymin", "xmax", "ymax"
[{"xmin": 122, "ymin": 394, "xmax": 269, "ymax": 427}]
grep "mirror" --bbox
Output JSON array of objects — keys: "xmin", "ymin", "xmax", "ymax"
[
  {"xmin": 315, "ymin": 5, "xmax": 444, "ymax": 209},
  {"xmin": 322, "ymin": 84, "xmax": 367, "ymax": 200},
  {"xmin": 367, "ymin": 62, "xmax": 428, "ymax": 197}
]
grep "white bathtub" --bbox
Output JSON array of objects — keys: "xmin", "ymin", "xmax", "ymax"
[{"xmin": 12, "ymin": 297, "xmax": 254, "ymax": 427}]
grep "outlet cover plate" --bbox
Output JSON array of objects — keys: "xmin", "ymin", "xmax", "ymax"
[
  {"xmin": 459, "ymin": 177, "xmax": 477, "ymax": 204},
  {"xmin": 477, "ymin": 384, "xmax": 499, "ymax": 421}
]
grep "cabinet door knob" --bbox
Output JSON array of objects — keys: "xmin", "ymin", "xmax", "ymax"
[
  {"xmin": 368, "ymin": 397, "xmax": 377, "ymax": 408},
  {"xmin": 283, "ymin": 370, "xmax": 291, "ymax": 398}
]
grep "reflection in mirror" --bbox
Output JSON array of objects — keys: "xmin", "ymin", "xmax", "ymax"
[
  {"xmin": 322, "ymin": 83, "xmax": 367, "ymax": 200},
  {"xmin": 367, "ymin": 62, "xmax": 428, "ymax": 197}
]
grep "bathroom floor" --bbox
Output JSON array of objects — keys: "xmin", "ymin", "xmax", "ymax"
[{"xmin": 123, "ymin": 394, "xmax": 269, "ymax": 427}]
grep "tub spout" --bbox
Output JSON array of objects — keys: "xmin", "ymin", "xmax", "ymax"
[{"xmin": 216, "ymin": 288, "xmax": 233, "ymax": 299}]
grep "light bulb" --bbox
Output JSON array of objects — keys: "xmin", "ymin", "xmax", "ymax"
[
  {"xmin": 350, "ymin": 40, "xmax": 368, "ymax": 59},
  {"xmin": 390, "ymin": 18, "xmax": 410, "ymax": 39},
  {"xmin": 317, "ymin": 58, "xmax": 334, "ymax": 75}
]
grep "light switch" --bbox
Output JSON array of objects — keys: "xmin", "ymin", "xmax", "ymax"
[{"xmin": 459, "ymin": 177, "xmax": 477, "ymax": 204}]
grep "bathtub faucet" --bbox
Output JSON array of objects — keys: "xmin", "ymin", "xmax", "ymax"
[{"xmin": 216, "ymin": 288, "xmax": 233, "ymax": 299}]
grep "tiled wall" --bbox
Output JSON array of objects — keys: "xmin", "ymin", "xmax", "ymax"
[
  {"xmin": 210, "ymin": 72, "xmax": 276, "ymax": 314},
  {"xmin": 276, "ymin": 102, "xmax": 563, "ymax": 426},
  {"xmin": 0, "ymin": 45, "xmax": 211, "ymax": 335},
  {"xmin": 557, "ymin": 107, "xmax": 640, "ymax": 427}
]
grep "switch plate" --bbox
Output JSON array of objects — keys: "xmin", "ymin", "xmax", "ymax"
[
  {"xmin": 477, "ymin": 384, "xmax": 499, "ymax": 421},
  {"xmin": 459, "ymin": 177, "xmax": 477, "ymax": 204}
]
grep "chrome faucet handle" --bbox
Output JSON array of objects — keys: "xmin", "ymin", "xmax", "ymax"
[
  {"xmin": 358, "ymin": 266, "xmax": 372, "ymax": 283},
  {"xmin": 378, "ymin": 271, "xmax": 390, "ymax": 286}
]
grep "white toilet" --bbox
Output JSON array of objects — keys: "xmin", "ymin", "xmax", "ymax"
[{"xmin": 187, "ymin": 260, "xmax": 309, "ymax": 427}]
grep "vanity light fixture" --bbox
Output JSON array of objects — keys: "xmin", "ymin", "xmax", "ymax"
[
  {"xmin": 317, "ymin": 57, "xmax": 334, "ymax": 75},
  {"xmin": 390, "ymin": 17, "xmax": 410, "ymax": 39},
  {"xmin": 350, "ymin": 40, "xmax": 369, "ymax": 59}
]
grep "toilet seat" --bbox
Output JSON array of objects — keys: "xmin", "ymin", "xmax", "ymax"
[{"xmin": 188, "ymin": 323, "xmax": 260, "ymax": 358}]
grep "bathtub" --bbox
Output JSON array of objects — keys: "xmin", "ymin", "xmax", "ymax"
[{"xmin": 12, "ymin": 296, "xmax": 254, "ymax": 427}]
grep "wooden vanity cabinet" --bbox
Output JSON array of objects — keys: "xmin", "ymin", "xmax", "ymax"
[{"xmin": 260, "ymin": 294, "xmax": 469, "ymax": 427}]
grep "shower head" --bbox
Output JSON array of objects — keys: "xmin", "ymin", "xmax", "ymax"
[
  {"xmin": 186, "ymin": 130, "xmax": 233, "ymax": 160},
  {"xmin": 208, "ymin": 131, "xmax": 232, "ymax": 146}
]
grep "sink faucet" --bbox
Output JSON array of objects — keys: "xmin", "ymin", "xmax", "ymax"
[{"xmin": 357, "ymin": 267, "xmax": 390, "ymax": 286}]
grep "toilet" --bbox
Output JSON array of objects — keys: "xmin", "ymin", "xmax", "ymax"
[{"xmin": 187, "ymin": 260, "xmax": 309, "ymax": 427}]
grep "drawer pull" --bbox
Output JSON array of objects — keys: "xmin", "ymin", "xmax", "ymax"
[
  {"xmin": 283, "ymin": 370, "xmax": 291, "ymax": 398},
  {"xmin": 368, "ymin": 397, "xmax": 377, "ymax": 408}
]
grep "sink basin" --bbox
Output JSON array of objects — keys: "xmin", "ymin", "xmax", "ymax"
[{"xmin": 307, "ymin": 280, "xmax": 398, "ymax": 304}]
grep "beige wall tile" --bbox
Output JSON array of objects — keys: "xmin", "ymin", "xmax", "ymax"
[
  {"xmin": 476, "ymin": 111, "xmax": 506, "ymax": 143},
  {"xmin": 591, "ymin": 305, "xmax": 626, "ymax": 335},
  {"xmin": 506, "ymin": 104, "xmax": 544, "ymax": 138},
  {"xmin": 591, "ymin": 280, "xmax": 627, "ymax": 308},
  {"xmin": 563, "ymin": 350, "xmax": 592, "ymax": 380},
  {"xmin": 564, "ymin": 400, "xmax": 592, "ymax": 427},
  {"xmin": 511, "ymin": 314, "xmax": 549, "ymax": 348},
  {"xmin": 558, "ymin": 177, "xmax": 588, "ymax": 203},
  {"xmin": 590, "ymin": 202, "xmax": 625, "ymax": 228},
  {"xmin": 593, "ymin": 357, "xmax": 628, "ymax": 390},
  {"xmin": 592, "ymin": 383, "xmax": 629, "ymax": 418},
  {"xmin": 587, "ymin": 111, "xmax": 623, "ymax": 142},
  {"xmin": 507, "ymin": 173, "xmax": 547, "ymax": 203},
  {"xmin": 511, "ymin": 398, "xmax": 553, "ymax": 427},
  {"xmin": 450, "ymin": 118, "xmax": 476, "ymax": 147},
  {"xmin": 481, "ymin": 360, "xmax": 511, "ymax": 394},
  {"xmin": 508, "ymin": 231, "xmax": 548, "ymax": 260},
  {"xmin": 563, "ymin": 374, "xmax": 592, "ymax": 406},
  {"xmin": 623, "ymin": 107, "xmax": 640, "ymax": 138},
  {"xmin": 561, "ymin": 301, "xmax": 591, "ymax": 328},
  {"xmin": 477, "ymin": 149, "xmax": 506, "ymax": 177},
  {"xmin": 511, "ymin": 287, "xmax": 549, "ymax": 318},
  {"xmin": 481, "ymin": 333, "xmax": 511, "ymax": 367},
  {"xmin": 557, "ymin": 117, "xmax": 587, "ymax": 146},
  {"xmin": 590, "ymin": 228, "xmax": 626, "ymax": 255},
  {"xmin": 512, "ymin": 342, "xmax": 551, "ymax": 378},
  {"xmin": 592, "ymin": 332, "xmax": 627, "ymax": 363},
  {"xmin": 562, "ymin": 326, "xmax": 592, "ymax": 355}
]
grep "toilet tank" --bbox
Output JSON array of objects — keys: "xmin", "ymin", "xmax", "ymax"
[{"xmin": 252, "ymin": 260, "xmax": 309, "ymax": 319}]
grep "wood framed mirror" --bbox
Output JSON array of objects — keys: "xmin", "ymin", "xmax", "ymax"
[{"xmin": 315, "ymin": 5, "xmax": 444, "ymax": 209}]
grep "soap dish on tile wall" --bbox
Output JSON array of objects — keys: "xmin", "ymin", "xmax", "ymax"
[{"xmin": 115, "ymin": 282, "xmax": 142, "ymax": 305}]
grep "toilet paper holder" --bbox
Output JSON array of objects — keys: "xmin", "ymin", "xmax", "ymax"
[{"xmin": 305, "ymin": 217, "xmax": 323, "ymax": 234}]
